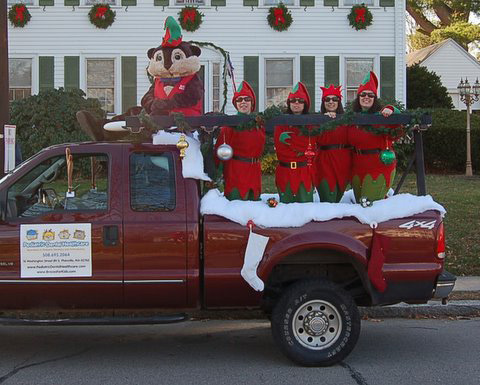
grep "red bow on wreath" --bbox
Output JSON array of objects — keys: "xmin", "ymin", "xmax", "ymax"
[
  {"xmin": 95, "ymin": 6, "xmax": 108, "ymax": 19},
  {"xmin": 274, "ymin": 8, "xmax": 285, "ymax": 25},
  {"xmin": 15, "ymin": 5, "xmax": 26, "ymax": 22},
  {"xmin": 183, "ymin": 9, "xmax": 196, "ymax": 23},
  {"xmin": 355, "ymin": 8, "xmax": 366, "ymax": 23}
]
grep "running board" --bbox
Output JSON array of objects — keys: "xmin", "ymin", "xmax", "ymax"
[{"xmin": 0, "ymin": 313, "xmax": 188, "ymax": 326}]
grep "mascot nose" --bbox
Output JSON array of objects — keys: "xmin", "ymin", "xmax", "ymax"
[{"xmin": 163, "ymin": 56, "xmax": 173, "ymax": 71}]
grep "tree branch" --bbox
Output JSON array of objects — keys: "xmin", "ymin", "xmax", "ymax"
[
  {"xmin": 407, "ymin": 4, "xmax": 437, "ymax": 34},
  {"xmin": 433, "ymin": 2, "xmax": 453, "ymax": 26}
]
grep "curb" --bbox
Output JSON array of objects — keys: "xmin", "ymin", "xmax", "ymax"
[{"xmin": 360, "ymin": 300, "xmax": 480, "ymax": 318}]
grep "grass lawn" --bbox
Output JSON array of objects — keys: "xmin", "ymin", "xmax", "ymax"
[{"xmin": 262, "ymin": 173, "xmax": 480, "ymax": 276}]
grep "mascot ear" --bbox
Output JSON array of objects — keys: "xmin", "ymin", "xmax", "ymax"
[
  {"xmin": 147, "ymin": 47, "xmax": 157, "ymax": 59},
  {"xmin": 190, "ymin": 45, "xmax": 201, "ymax": 57}
]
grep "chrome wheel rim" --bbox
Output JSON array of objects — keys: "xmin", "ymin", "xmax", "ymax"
[{"xmin": 292, "ymin": 299, "xmax": 343, "ymax": 350}]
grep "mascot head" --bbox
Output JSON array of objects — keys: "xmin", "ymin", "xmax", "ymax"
[{"xmin": 147, "ymin": 16, "xmax": 201, "ymax": 79}]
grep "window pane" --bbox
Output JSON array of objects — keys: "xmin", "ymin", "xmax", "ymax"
[
  {"xmin": 85, "ymin": 0, "xmax": 117, "ymax": 4},
  {"xmin": 264, "ymin": 0, "xmax": 294, "ymax": 5},
  {"xmin": 346, "ymin": 58, "xmax": 374, "ymax": 87},
  {"xmin": 266, "ymin": 59, "xmax": 293, "ymax": 87},
  {"xmin": 87, "ymin": 59, "xmax": 114, "ymax": 88},
  {"xmin": 175, "ymin": 0, "xmax": 205, "ymax": 5},
  {"xmin": 7, "ymin": 0, "xmax": 34, "ymax": 5},
  {"xmin": 9, "ymin": 58, "xmax": 32, "ymax": 88},
  {"xmin": 344, "ymin": 0, "xmax": 373, "ymax": 5},
  {"xmin": 266, "ymin": 87, "xmax": 290, "ymax": 108},
  {"xmin": 87, "ymin": 88, "xmax": 115, "ymax": 113},
  {"xmin": 7, "ymin": 154, "xmax": 108, "ymax": 218},
  {"xmin": 212, "ymin": 62, "xmax": 220, "ymax": 113},
  {"xmin": 130, "ymin": 153, "xmax": 176, "ymax": 211}
]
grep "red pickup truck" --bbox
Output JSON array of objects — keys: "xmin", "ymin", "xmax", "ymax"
[{"xmin": 0, "ymin": 141, "xmax": 455, "ymax": 366}]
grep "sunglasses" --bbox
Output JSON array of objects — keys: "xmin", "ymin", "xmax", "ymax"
[
  {"xmin": 289, "ymin": 98, "xmax": 305, "ymax": 104},
  {"xmin": 236, "ymin": 96, "xmax": 252, "ymax": 103},
  {"xmin": 359, "ymin": 92, "xmax": 376, "ymax": 98},
  {"xmin": 325, "ymin": 96, "xmax": 339, "ymax": 102}
]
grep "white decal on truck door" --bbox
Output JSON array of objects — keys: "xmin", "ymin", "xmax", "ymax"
[{"xmin": 398, "ymin": 220, "xmax": 436, "ymax": 230}]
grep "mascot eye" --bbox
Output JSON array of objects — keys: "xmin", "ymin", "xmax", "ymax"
[
  {"xmin": 174, "ymin": 53, "xmax": 182, "ymax": 61},
  {"xmin": 156, "ymin": 54, "xmax": 162, "ymax": 62}
]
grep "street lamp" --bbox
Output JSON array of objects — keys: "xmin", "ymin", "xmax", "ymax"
[{"xmin": 457, "ymin": 77, "xmax": 480, "ymax": 176}]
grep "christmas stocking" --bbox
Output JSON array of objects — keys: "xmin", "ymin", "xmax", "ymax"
[{"xmin": 241, "ymin": 228, "xmax": 269, "ymax": 292}]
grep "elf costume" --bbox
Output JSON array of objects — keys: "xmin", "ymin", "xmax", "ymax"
[
  {"xmin": 214, "ymin": 81, "xmax": 266, "ymax": 201},
  {"xmin": 274, "ymin": 82, "xmax": 317, "ymax": 203},
  {"xmin": 316, "ymin": 85, "xmax": 352, "ymax": 203},
  {"xmin": 348, "ymin": 72, "xmax": 402, "ymax": 203}
]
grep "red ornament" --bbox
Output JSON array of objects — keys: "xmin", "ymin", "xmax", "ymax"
[
  {"xmin": 305, "ymin": 143, "xmax": 316, "ymax": 167},
  {"xmin": 355, "ymin": 8, "xmax": 366, "ymax": 23},
  {"xmin": 274, "ymin": 8, "xmax": 285, "ymax": 26},
  {"xmin": 15, "ymin": 5, "xmax": 26, "ymax": 22},
  {"xmin": 267, "ymin": 198, "xmax": 278, "ymax": 208}
]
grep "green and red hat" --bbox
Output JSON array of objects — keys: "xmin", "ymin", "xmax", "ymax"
[
  {"xmin": 320, "ymin": 84, "xmax": 342, "ymax": 101},
  {"xmin": 232, "ymin": 81, "xmax": 256, "ymax": 112},
  {"xmin": 357, "ymin": 71, "xmax": 378, "ymax": 96},
  {"xmin": 287, "ymin": 82, "xmax": 311, "ymax": 112},
  {"xmin": 162, "ymin": 16, "xmax": 183, "ymax": 48}
]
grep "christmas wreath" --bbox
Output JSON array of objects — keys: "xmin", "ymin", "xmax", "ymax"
[
  {"xmin": 348, "ymin": 4, "xmax": 373, "ymax": 31},
  {"xmin": 8, "ymin": 3, "xmax": 31, "ymax": 28},
  {"xmin": 267, "ymin": 3, "xmax": 292, "ymax": 32},
  {"xmin": 178, "ymin": 6, "xmax": 203, "ymax": 32},
  {"xmin": 88, "ymin": 4, "xmax": 116, "ymax": 29}
]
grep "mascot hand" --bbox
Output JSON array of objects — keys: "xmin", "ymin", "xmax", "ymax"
[{"xmin": 151, "ymin": 99, "xmax": 173, "ymax": 115}]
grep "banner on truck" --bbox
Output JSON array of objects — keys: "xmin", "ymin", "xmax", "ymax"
[{"xmin": 20, "ymin": 223, "xmax": 92, "ymax": 278}]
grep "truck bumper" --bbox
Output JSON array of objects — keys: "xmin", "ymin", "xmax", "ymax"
[{"xmin": 433, "ymin": 270, "xmax": 456, "ymax": 300}]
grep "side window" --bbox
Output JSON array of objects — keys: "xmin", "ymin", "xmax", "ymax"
[
  {"xmin": 6, "ymin": 153, "xmax": 109, "ymax": 219},
  {"xmin": 130, "ymin": 153, "xmax": 175, "ymax": 212}
]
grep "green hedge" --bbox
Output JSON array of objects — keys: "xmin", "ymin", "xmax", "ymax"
[
  {"xmin": 423, "ymin": 109, "xmax": 480, "ymax": 173},
  {"xmin": 10, "ymin": 88, "xmax": 105, "ymax": 159}
]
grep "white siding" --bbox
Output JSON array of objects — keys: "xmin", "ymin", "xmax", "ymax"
[
  {"xmin": 8, "ymin": 0, "xmax": 406, "ymax": 114},
  {"xmin": 422, "ymin": 40, "xmax": 480, "ymax": 111}
]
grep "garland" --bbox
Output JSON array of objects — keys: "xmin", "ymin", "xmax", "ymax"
[
  {"xmin": 88, "ymin": 4, "xmax": 116, "ymax": 29},
  {"xmin": 178, "ymin": 6, "xmax": 203, "ymax": 32},
  {"xmin": 267, "ymin": 3, "xmax": 293, "ymax": 32},
  {"xmin": 348, "ymin": 4, "xmax": 373, "ymax": 31},
  {"xmin": 235, "ymin": 105, "xmax": 283, "ymax": 131},
  {"xmin": 188, "ymin": 41, "xmax": 231, "ymax": 112},
  {"xmin": 8, "ymin": 3, "xmax": 31, "ymax": 28}
]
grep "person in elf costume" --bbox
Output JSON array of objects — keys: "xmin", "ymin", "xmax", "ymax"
[
  {"xmin": 274, "ymin": 82, "xmax": 317, "ymax": 203},
  {"xmin": 214, "ymin": 81, "xmax": 266, "ymax": 201},
  {"xmin": 315, "ymin": 85, "xmax": 351, "ymax": 203},
  {"xmin": 348, "ymin": 71, "xmax": 402, "ymax": 204}
]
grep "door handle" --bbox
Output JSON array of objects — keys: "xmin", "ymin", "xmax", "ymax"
[{"xmin": 103, "ymin": 225, "xmax": 118, "ymax": 247}]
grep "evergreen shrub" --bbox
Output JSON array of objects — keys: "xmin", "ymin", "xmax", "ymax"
[
  {"xmin": 407, "ymin": 64, "xmax": 454, "ymax": 109},
  {"xmin": 10, "ymin": 88, "xmax": 105, "ymax": 159}
]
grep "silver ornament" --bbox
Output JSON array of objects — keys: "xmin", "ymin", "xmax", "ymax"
[{"xmin": 216, "ymin": 143, "xmax": 233, "ymax": 161}]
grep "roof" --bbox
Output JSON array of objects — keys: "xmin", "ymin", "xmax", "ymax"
[{"xmin": 406, "ymin": 40, "xmax": 451, "ymax": 67}]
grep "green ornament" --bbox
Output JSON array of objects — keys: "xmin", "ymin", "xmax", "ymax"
[{"xmin": 380, "ymin": 149, "xmax": 396, "ymax": 165}]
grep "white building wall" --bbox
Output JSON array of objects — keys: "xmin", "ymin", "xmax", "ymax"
[
  {"xmin": 422, "ymin": 41, "xmax": 480, "ymax": 111},
  {"xmin": 8, "ymin": 0, "xmax": 406, "ymax": 115}
]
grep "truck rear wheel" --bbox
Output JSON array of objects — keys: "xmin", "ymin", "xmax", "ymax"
[{"xmin": 271, "ymin": 279, "xmax": 360, "ymax": 366}]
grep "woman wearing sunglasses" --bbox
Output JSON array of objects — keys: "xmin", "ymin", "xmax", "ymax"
[
  {"xmin": 348, "ymin": 71, "xmax": 402, "ymax": 204},
  {"xmin": 214, "ymin": 81, "xmax": 265, "ymax": 201},
  {"xmin": 274, "ymin": 82, "xmax": 316, "ymax": 203},
  {"xmin": 315, "ymin": 85, "xmax": 351, "ymax": 203}
]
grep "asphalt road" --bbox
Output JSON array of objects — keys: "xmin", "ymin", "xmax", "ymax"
[{"xmin": 0, "ymin": 318, "xmax": 478, "ymax": 385}]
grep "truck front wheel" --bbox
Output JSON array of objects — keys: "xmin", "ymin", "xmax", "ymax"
[{"xmin": 271, "ymin": 279, "xmax": 360, "ymax": 366}]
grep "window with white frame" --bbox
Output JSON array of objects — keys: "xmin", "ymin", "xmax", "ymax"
[
  {"xmin": 345, "ymin": 57, "xmax": 374, "ymax": 102},
  {"xmin": 265, "ymin": 59, "xmax": 294, "ymax": 108},
  {"xmin": 343, "ymin": 0, "xmax": 374, "ymax": 6},
  {"xmin": 7, "ymin": 0, "xmax": 34, "ymax": 5},
  {"xmin": 9, "ymin": 58, "xmax": 32, "ymax": 102},
  {"xmin": 175, "ymin": 0, "xmax": 205, "ymax": 5},
  {"xmin": 86, "ymin": 59, "xmax": 115, "ymax": 114},
  {"xmin": 264, "ymin": 0, "xmax": 294, "ymax": 5},
  {"xmin": 85, "ymin": 0, "xmax": 117, "ymax": 5},
  {"xmin": 212, "ymin": 62, "xmax": 221, "ymax": 112}
]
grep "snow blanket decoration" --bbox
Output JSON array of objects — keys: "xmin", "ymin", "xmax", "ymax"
[
  {"xmin": 152, "ymin": 131, "xmax": 211, "ymax": 181},
  {"xmin": 200, "ymin": 189, "xmax": 445, "ymax": 229}
]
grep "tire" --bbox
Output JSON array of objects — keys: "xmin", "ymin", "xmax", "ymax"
[{"xmin": 271, "ymin": 279, "xmax": 361, "ymax": 367}]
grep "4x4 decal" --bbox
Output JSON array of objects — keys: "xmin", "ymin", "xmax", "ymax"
[{"xmin": 398, "ymin": 220, "xmax": 436, "ymax": 230}]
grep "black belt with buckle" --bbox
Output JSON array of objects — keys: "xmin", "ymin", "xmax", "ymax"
[
  {"xmin": 319, "ymin": 144, "xmax": 353, "ymax": 150},
  {"xmin": 232, "ymin": 155, "xmax": 260, "ymax": 163},
  {"xmin": 279, "ymin": 161, "xmax": 308, "ymax": 169},
  {"xmin": 354, "ymin": 148, "xmax": 382, "ymax": 155}
]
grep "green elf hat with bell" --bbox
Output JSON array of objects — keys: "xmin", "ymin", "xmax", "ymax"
[
  {"xmin": 162, "ymin": 16, "xmax": 183, "ymax": 48},
  {"xmin": 287, "ymin": 82, "xmax": 311, "ymax": 112},
  {"xmin": 357, "ymin": 71, "xmax": 378, "ymax": 96}
]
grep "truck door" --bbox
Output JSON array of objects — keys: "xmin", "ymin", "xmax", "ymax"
[
  {"xmin": 122, "ymin": 146, "xmax": 188, "ymax": 308},
  {"xmin": 0, "ymin": 145, "xmax": 123, "ymax": 309}
]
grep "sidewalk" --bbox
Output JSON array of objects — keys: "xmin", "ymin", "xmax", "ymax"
[{"xmin": 362, "ymin": 276, "xmax": 480, "ymax": 319}]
